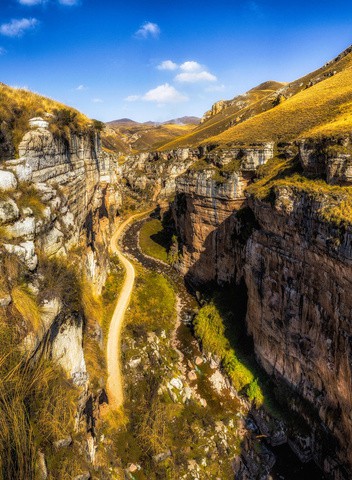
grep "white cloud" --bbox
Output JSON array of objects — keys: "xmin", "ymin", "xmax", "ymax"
[
  {"xmin": 175, "ymin": 71, "xmax": 217, "ymax": 83},
  {"xmin": 135, "ymin": 21, "xmax": 160, "ymax": 39},
  {"xmin": 205, "ymin": 84, "xmax": 226, "ymax": 92},
  {"xmin": 92, "ymin": 98, "xmax": 103, "ymax": 103},
  {"xmin": 142, "ymin": 83, "xmax": 188, "ymax": 104},
  {"xmin": 76, "ymin": 84, "xmax": 87, "ymax": 91},
  {"xmin": 58, "ymin": 0, "xmax": 80, "ymax": 5},
  {"xmin": 125, "ymin": 85, "xmax": 187, "ymax": 105},
  {"xmin": 0, "ymin": 18, "xmax": 38, "ymax": 37},
  {"xmin": 0, "ymin": 47, "xmax": 7, "ymax": 55},
  {"xmin": 157, "ymin": 60, "xmax": 178, "ymax": 71},
  {"xmin": 179, "ymin": 61, "xmax": 202, "ymax": 72},
  {"xmin": 124, "ymin": 95, "xmax": 140, "ymax": 102},
  {"xmin": 18, "ymin": 0, "xmax": 45, "ymax": 5}
]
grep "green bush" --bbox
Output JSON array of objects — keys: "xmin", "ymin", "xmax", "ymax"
[
  {"xmin": 194, "ymin": 303, "xmax": 262, "ymax": 398},
  {"xmin": 246, "ymin": 379, "xmax": 264, "ymax": 407}
]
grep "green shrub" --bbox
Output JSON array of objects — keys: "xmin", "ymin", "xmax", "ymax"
[
  {"xmin": 194, "ymin": 303, "xmax": 259, "ymax": 397},
  {"xmin": 246, "ymin": 379, "xmax": 264, "ymax": 407}
]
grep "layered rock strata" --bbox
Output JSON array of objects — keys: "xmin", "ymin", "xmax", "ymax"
[{"xmin": 171, "ymin": 149, "xmax": 352, "ymax": 478}]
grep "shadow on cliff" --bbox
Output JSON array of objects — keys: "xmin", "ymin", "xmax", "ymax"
[{"xmin": 172, "ymin": 207, "xmax": 329, "ymax": 479}]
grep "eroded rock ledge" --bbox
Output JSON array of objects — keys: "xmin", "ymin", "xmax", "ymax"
[{"xmin": 168, "ymin": 137, "xmax": 352, "ymax": 478}]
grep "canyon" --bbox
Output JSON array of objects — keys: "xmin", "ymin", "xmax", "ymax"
[{"xmin": 1, "ymin": 44, "xmax": 352, "ymax": 480}]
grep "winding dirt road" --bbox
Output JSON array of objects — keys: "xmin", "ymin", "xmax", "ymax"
[{"xmin": 106, "ymin": 211, "xmax": 150, "ymax": 409}]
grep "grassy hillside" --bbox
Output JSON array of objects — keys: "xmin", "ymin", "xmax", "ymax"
[
  {"xmin": 102, "ymin": 121, "xmax": 196, "ymax": 154},
  {"xmin": 159, "ymin": 81, "xmax": 285, "ymax": 150},
  {"xmin": 207, "ymin": 60, "xmax": 352, "ymax": 144},
  {"xmin": 159, "ymin": 45, "xmax": 352, "ymax": 150},
  {"xmin": 0, "ymin": 83, "xmax": 93, "ymax": 160}
]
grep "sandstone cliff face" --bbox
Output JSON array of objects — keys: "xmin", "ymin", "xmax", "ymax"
[
  {"xmin": 121, "ymin": 148, "xmax": 198, "ymax": 199},
  {"xmin": 172, "ymin": 170, "xmax": 251, "ymax": 285},
  {"xmin": 171, "ymin": 156, "xmax": 352, "ymax": 477},
  {"xmin": 299, "ymin": 136, "xmax": 352, "ymax": 185},
  {"xmin": 245, "ymin": 188, "xmax": 352, "ymax": 475},
  {"xmin": 0, "ymin": 124, "xmax": 120, "ymax": 382}
]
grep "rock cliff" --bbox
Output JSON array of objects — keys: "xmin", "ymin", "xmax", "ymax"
[
  {"xmin": 0, "ymin": 119, "xmax": 121, "ymax": 476},
  {"xmin": 170, "ymin": 141, "xmax": 352, "ymax": 478}
]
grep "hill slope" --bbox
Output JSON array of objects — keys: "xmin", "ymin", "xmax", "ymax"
[
  {"xmin": 160, "ymin": 45, "xmax": 352, "ymax": 150},
  {"xmin": 0, "ymin": 83, "xmax": 92, "ymax": 160},
  {"xmin": 102, "ymin": 119, "xmax": 197, "ymax": 154}
]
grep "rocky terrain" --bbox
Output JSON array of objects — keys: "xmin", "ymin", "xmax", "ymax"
[
  {"xmin": 117, "ymin": 46, "xmax": 352, "ymax": 479},
  {"xmin": 1, "ymin": 43, "xmax": 352, "ymax": 480},
  {"xmin": 0, "ymin": 100, "xmax": 122, "ymax": 478}
]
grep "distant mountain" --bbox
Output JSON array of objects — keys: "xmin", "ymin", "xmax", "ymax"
[
  {"xmin": 107, "ymin": 118, "xmax": 137, "ymax": 126},
  {"xmin": 107, "ymin": 116, "xmax": 200, "ymax": 127},
  {"xmin": 102, "ymin": 119, "xmax": 197, "ymax": 154},
  {"xmin": 163, "ymin": 116, "xmax": 200, "ymax": 125}
]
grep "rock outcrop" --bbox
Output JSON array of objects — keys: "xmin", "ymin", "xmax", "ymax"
[
  {"xmin": 299, "ymin": 136, "xmax": 352, "ymax": 185},
  {"xmin": 121, "ymin": 148, "xmax": 198, "ymax": 199},
  {"xmin": 170, "ymin": 147, "xmax": 352, "ymax": 478},
  {"xmin": 0, "ymin": 124, "xmax": 120, "ymax": 380}
]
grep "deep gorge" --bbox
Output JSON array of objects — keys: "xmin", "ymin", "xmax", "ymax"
[{"xmin": 1, "ymin": 44, "xmax": 352, "ymax": 479}]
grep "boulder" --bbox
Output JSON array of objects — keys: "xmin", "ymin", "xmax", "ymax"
[
  {"xmin": 0, "ymin": 170, "xmax": 17, "ymax": 191},
  {"xmin": 0, "ymin": 198, "xmax": 19, "ymax": 225},
  {"xmin": 53, "ymin": 436, "xmax": 72, "ymax": 449},
  {"xmin": 5, "ymin": 216, "xmax": 36, "ymax": 240}
]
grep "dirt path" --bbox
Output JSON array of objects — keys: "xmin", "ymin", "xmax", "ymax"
[{"xmin": 106, "ymin": 211, "xmax": 151, "ymax": 409}]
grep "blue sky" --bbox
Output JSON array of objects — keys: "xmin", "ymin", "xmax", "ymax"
[{"xmin": 0, "ymin": 0, "xmax": 352, "ymax": 122}]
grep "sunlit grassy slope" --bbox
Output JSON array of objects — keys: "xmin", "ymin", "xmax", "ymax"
[
  {"xmin": 159, "ymin": 81, "xmax": 285, "ymax": 150},
  {"xmin": 159, "ymin": 46, "xmax": 352, "ymax": 149},
  {"xmin": 207, "ymin": 65, "xmax": 352, "ymax": 144},
  {"xmin": 102, "ymin": 121, "xmax": 196, "ymax": 154},
  {"xmin": 0, "ymin": 83, "xmax": 92, "ymax": 158}
]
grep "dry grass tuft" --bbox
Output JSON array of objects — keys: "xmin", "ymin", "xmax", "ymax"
[{"xmin": 12, "ymin": 285, "xmax": 42, "ymax": 333}]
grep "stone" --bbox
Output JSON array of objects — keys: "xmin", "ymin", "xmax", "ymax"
[
  {"xmin": 0, "ymin": 294, "xmax": 11, "ymax": 307},
  {"xmin": 127, "ymin": 463, "xmax": 140, "ymax": 473},
  {"xmin": 50, "ymin": 314, "xmax": 88, "ymax": 386},
  {"xmin": 188, "ymin": 370, "xmax": 197, "ymax": 381},
  {"xmin": 0, "ymin": 170, "xmax": 17, "ymax": 191},
  {"xmin": 195, "ymin": 356, "xmax": 203, "ymax": 366},
  {"xmin": 4, "ymin": 241, "xmax": 38, "ymax": 271},
  {"xmin": 73, "ymin": 473, "xmax": 90, "ymax": 480},
  {"xmin": 153, "ymin": 450, "xmax": 172, "ymax": 463},
  {"xmin": 53, "ymin": 436, "xmax": 72, "ymax": 449},
  {"xmin": 129, "ymin": 357, "xmax": 142, "ymax": 368},
  {"xmin": 169, "ymin": 377, "xmax": 183, "ymax": 390},
  {"xmin": 5, "ymin": 216, "xmax": 36, "ymax": 240},
  {"xmin": 29, "ymin": 117, "xmax": 49, "ymax": 129},
  {"xmin": 0, "ymin": 198, "xmax": 19, "ymax": 225}
]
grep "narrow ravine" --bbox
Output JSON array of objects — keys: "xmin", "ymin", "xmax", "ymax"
[{"xmin": 120, "ymin": 212, "xmax": 325, "ymax": 479}]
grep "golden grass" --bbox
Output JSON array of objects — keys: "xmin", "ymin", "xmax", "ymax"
[
  {"xmin": 0, "ymin": 320, "xmax": 79, "ymax": 480},
  {"xmin": 0, "ymin": 83, "xmax": 92, "ymax": 157},
  {"xmin": 247, "ymin": 157, "xmax": 352, "ymax": 225},
  {"xmin": 17, "ymin": 183, "xmax": 46, "ymax": 219},
  {"xmin": 207, "ymin": 66, "xmax": 352, "ymax": 145},
  {"xmin": 12, "ymin": 285, "xmax": 42, "ymax": 333},
  {"xmin": 159, "ymin": 82, "xmax": 283, "ymax": 151}
]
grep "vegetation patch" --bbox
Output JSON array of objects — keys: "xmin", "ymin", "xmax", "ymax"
[
  {"xmin": 104, "ymin": 266, "xmax": 242, "ymax": 478},
  {"xmin": 194, "ymin": 302, "xmax": 263, "ymax": 406},
  {"xmin": 246, "ymin": 156, "xmax": 352, "ymax": 225},
  {"xmin": 139, "ymin": 219, "xmax": 171, "ymax": 263},
  {"xmin": 0, "ymin": 84, "xmax": 93, "ymax": 158}
]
